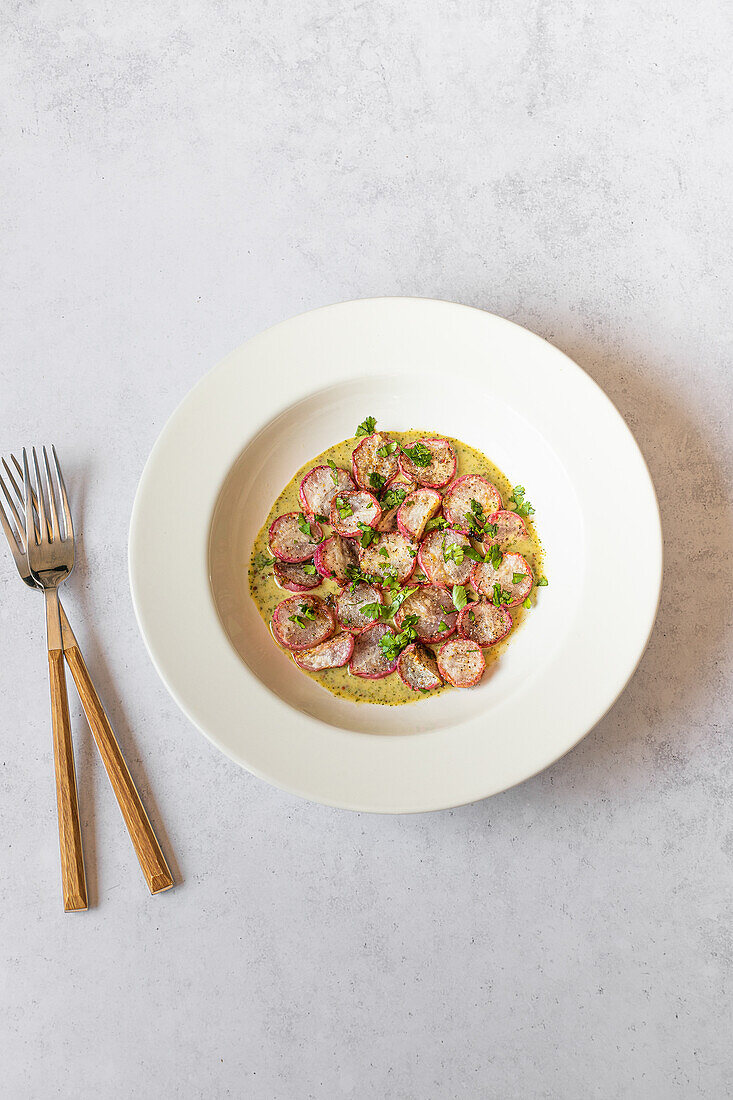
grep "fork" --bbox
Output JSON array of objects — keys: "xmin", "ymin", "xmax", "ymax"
[{"xmin": 0, "ymin": 448, "xmax": 173, "ymax": 904}]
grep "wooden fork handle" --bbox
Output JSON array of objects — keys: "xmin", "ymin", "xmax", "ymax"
[
  {"xmin": 62, "ymin": 634, "xmax": 173, "ymax": 895},
  {"xmin": 48, "ymin": 648, "xmax": 88, "ymax": 911}
]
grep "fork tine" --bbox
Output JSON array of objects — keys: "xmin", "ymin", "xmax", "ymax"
[
  {"xmin": 43, "ymin": 446, "xmax": 61, "ymax": 542},
  {"xmin": 11, "ymin": 453, "xmax": 46, "ymax": 541},
  {"xmin": 0, "ymin": 462, "xmax": 25, "ymax": 545},
  {"xmin": 31, "ymin": 447, "xmax": 48, "ymax": 542},
  {"xmin": 22, "ymin": 449, "xmax": 38, "ymax": 547},
  {"xmin": 0, "ymin": 471, "xmax": 24, "ymax": 554},
  {"xmin": 52, "ymin": 446, "xmax": 73, "ymax": 542}
]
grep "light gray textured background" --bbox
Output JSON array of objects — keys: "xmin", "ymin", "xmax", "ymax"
[{"xmin": 2, "ymin": 2, "xmax": 732, "ymax": 1098}]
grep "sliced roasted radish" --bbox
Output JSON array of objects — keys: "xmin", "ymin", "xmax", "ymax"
[
  {"xmin": 336, "ymin": 582, "xmax": 384, "ymax": 634},
  {"xmin": 397, "ymin": 488, "xmax": 442, "ymax": 541},
  {"xmin": 442, "ymin": 475, "xmax": 502, "ymax": 534},
  {"xmin": 273, "ymin": 559, "xmax": 321, "ymax": 593},
  {"xmin": 299, "ymin": 464, "xmax": 355, "ymax": 518},
  {"xmin": 478, "ymin": 509, "xmax": 529, "ymax": 552},
  {"xmin": 471, "ymin": 551, "xmax": 533, "ymax": 606},
  {"xmin": 397, "ymin": 643, "xmax": 443, "ymax": 691},
  {"xmin": 329, "ymin": 489, "xmax": 381, "ymax": 537},
  {"xmin": 358, "ymin": 531, "xmax": 417, "ymax": 584},
  {"xmin": 394, "ymin": 584, "xmax": 457, "ymax": 643},
  {"xmin": 436, "ymin": 637, "xmax": 486, "ymax": 688},
  {"xmin": 269, "ymin": 512, "xmax": 323, "ymax": 563},
  {"xmin": 271, "ymin": 595, "xmax": 336, "ymax": 651},
  {"xmin": 351, "ymin": 432, "xmax": 400, "ymax": 491},
  {"xmin": 314, "ymin": 534, "xmax": 359, "ymax": 583},
  {"xmin": 417, "ymin": 529, "xmax": 473, "ymax": 585},
  {"xmin": 349, "ymin": 622, "xmax": 399, "ymax": 679},
  {"xmin": 292, "ymin": 632, "xmax": 354, "ymax": 671},
  {"xmin": 457, "ymin": 601, "xmax": 512, "ymax": 647},
  {"xmin": 398, "ymin": 438, "xmax": 456, "ymax": 488}
]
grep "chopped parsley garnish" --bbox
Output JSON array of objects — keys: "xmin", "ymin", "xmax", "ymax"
[
  {"xmin": 463, "ymin": 547, "xmax": 483, "ymax": 562},
  {"xmin": 299, "ymin": 603, "xmax": 316, "ymax": 621},
  {"xmin": 491, "ymin": 583, "xmax": 512, "ymax": 607},
  {"xmin": 302, "ymin": 563, "xmax": 317, "ymax": 575},
  {"xmin": 425, "ymin": 516, "xmax": 448, "ymax": 532},
  {"xmin": 335, "ymin": 496, "xmax": 353, "ymax": 519},
  {"xmin": 297, "ymin": 513, "xmax": 312, "ymax": 538},
  {"xmin": 369, "ymin": 471, "xmax": 386, "ymax": 493},
  {"xmin": 358, "ymin": 523, "xmax": 377, "ymax": 548},
  {"xmin": 512, "ymin": 572, "xmax": 526, "ymax": 584},
  {"xmin": 289, "ymin": 614, "xmax": 306, "ymax": 627},
  {"xmin": 379, "ymin": 615, "xmax": 418, "ymax": 661},
  {"xmin": 381, "ymin": 585, "xmax": 418, "ymax": 620},
  {"xmin": 314, "ymin": 513, "xmax": 328, "ymax": 524},
  {"xmin": 438, "ymin": 621, "xmax": 449, "ymax": 632},
  {"xmin": 452, "ymin": 584, "xmax": 469, "ymax": 611},
  {"xmin": 509, "ymin": 485, "xmax": 535, "ymax": 518},
  {"xmin": 346, "ymin": 563, "xmax": 376, "ymax": 590},
  {"xmin": 537, "ymin": 576, "xmax": 548, "ymax": 587},
  {"xmin": 379, "ymin": 546, "xmax": 389, "ymax": 558},
  {"xmin": 407, "ymin": 546, "xmax": 417, "ymax": 558},
  {"xmin": 376, "ymin": 440, "xmax": 399, "ymax": 458},
  {"xmin": 381, "ymin": 486, "xmax": 407, "ymax": 511},
  {"xmin": 486, "ymin": 544, "xmax": 503, "ymax": 569},
  {"xmin": 327, "ymin": 458, "xmax": 339, "ymax": 484},
  {"xmin": 442, "ymin": 537, "xmax": 465, "ymax": 565},
  {"xmin": 253, "ymin": 552, "xmax": 275, "ymax": 573},
  {"xmin": 523, "ymin": 597, "xmax": 532, "ymax": 609},
  {"xmin": 401, "ymin": 442, "xmax": 432, "ymax": 468},
  {"xmin": 355, "ymin": 416, "xmax": 377, "ymax": 437},
  {"xmin": 482, "ymin": 521, "xmax": 498, "ymax": 540},
  {"xmin": 360, "ymin": 602, "xmax": 382, "ymax": 621}
]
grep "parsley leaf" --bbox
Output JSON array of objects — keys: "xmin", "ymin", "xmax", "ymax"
[
  {"xmin": 253, "ymin": 552, "xmax": 275, "ymax": 573},
  {"xmin": 512, "ymin": 572, "xmax": 526, "ymax": 584},
  {"xmin": 355, "ymin": 416, "xmax": 377, "ymax": 437},
  {"xmin": 299, "ymin": 603, "xmax": 316, "ymax": 621},
  {"xmin": 381, "ymin": 486, "xmax": 407, "ymax": 511},
  {"xmin": 452, "ymin": 585, "xmax": 468, "ymax": 611},
  {"xmin": 335, "ymin": 495, "xmax": 353, "ymax": 519},
  {"xmin": 327, "ymin": 458, "xmax": 339, "ymax": 484},
  {"xmin": 491, "ymin": 583, "xmax": 512, "ymax": 607},
  {"xmin": 537, "ymin": 576, "xmax": 548, "ymax": 587},
  {"xmin": 486, "ymin": 544, "xmax": 503, "ymax": 569},
  {"xmin": 376, "ymin": 440, "xmax": 399, "ymax": 458},
  {"xmin": 379, "ymin": 546, "xmax": 389, "ymax": 558},
  {"xmin": 360, "ymin": 602, "xmax": 382, "ymax": 621},
  {"xmin": 509, "ymin": 484, "xmax": 535, "ymax": 518},
  {"xmin": 401, "ymin": 442, "xmax": 432, "ymax": 468},
  {"xmin": 425, "ymin": 516, "xmax": 448, "ymax": 533},
  {"xmin": 438, "ymin": 621, "xmax": 449, "ymax": 632},
  {"xmin": 358, "ymin": 523, "xmax": 377, "ymax": 548},
  {"xmin": 369, "ymin": 471, "xmax": 385, "ymax": 493},
  {"xmin": 523, "ymin": 597, "xmax": 532, "ymax": 609},
  {"xmin": 442, "ymin": 536, "xmax": 465, "ymax": 565},
  {"xmin": 289, "ymin": 613, "xmax": 306, "ymax": 627},
  {"xmin": 379, "ymin": 615, "xmax": 418, "ymax": 662},
  {"xmin": 314, "ymin": 513, "xmax": 328, "ymax": 524},
  {"xmin": 302, "ymin": 563, "xmax": 317, "ymax": 575},
  {"xmin": 297, "ymin": 513, "xmax": 312, "ymax": 538},
  {"xmin": 463, "ymin": 547, "xmax": 483, "ymax": 562}
]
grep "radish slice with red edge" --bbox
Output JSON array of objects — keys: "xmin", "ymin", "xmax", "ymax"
[
  {"xmin": 273, "ymin": 559, "xmax": 321, "ymax": 593},
  {"xmin": 299, "ymin": 464, "xmax": 354, "ymax": 518},
  {"xmin": 314, "ymin": 534, "xmax": 359, "ymax": 583},
  {"xmin": 358, "ymin": 531, "xmax": 417, "ymax": 584},
  {"xmin": 397, "ymin": 643, "xmax": 443, "ymax": 691},
  {"xmin": 271, "ymin": 595, "xmax": 335, "ymax": 651},
  {"xmin": 336, "ymin": 582, "xmax": 384, "ymax": 634},
  {"xmin": 269, "ymin": 512, "xmax": 323, "ymax": 563},
  {"xmin": 394, "ymin": 584, "xmax": 457, "ymax": 643},
  {"xmin": 417, "ymin": 529, "xmax": 472, "ymax": 585},
  {"xmin": 292, "ymin": 632, "xmax": 354, "ymax": 671},
  {"xmin": 471, "ymin": 551, "xmax": 533, "ymax": 606},
  {"xmin": 436, "ymin": 637, "xmax": 486, "ymax": 688},
  {"xmin": 478, "ymin": 509, "xmax": 529, "ymax": 552},
  {"xmin": 457, "ymin": 601, "xmax": 512, "ymax": 647},
  {"xmin": 329, "ymin": 489, "xmax": 381, "ymax": 538},
  {"xmin": 442, "ymin": 475, "xmax": 502, "ymax": 534},
  {"xmin": 349, "ymin": 622, "xmax": 399, "ymax": 679},
  {"xmin": 351, "ymin": 433, "xmax": 400, "ymax": 492},
  {"xmin": 398, "ymin": 437, "xmax": 456, "ymax": 488},
  {"xmin": 397, "ymin": 488, "xmax": 442, "ymax": 541}
]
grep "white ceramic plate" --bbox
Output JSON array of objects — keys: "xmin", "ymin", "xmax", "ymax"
[{"xmin": 129, "ymin": 298, "xmax": 662, "ymax": 813}]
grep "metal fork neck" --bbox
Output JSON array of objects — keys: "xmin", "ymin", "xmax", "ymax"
[{"xmin": 43, "ymin": 587, "xmax": 63, "ymax": 651}]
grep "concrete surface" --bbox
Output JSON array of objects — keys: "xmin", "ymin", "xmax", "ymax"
[{"xmin": 1, "ymin": 2, "xmax": 732, "ymax": 1097}]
